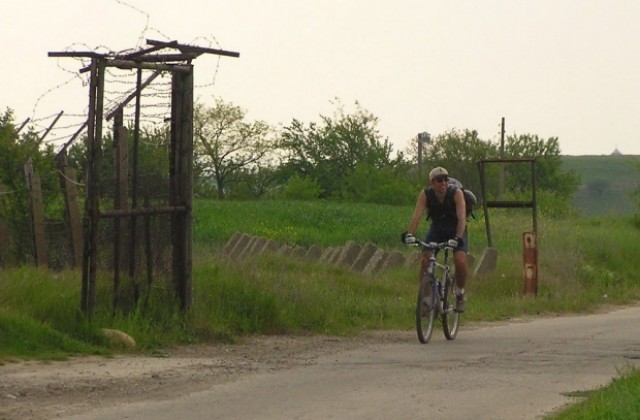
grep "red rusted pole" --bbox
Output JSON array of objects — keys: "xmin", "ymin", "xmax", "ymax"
[{"xmin": 523, "ymin": 232, "xmax": 538, "ymax": 296}]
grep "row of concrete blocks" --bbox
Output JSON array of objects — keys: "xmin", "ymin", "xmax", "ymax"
[{"xmin": 221, "ymin": 232, "xmax": 425, "ymax": 274}]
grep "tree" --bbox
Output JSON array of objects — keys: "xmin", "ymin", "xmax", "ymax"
[
  {"xmin": 0, "ymin": 108, "xmax": 60, "ymax": 263},
  {"xmin": 278, "ymin": 100, "xmax": 403, "ymax": 200},
  {"xmin": 503, "ymin": 134, "xmax": 580, "ymax": 197},
  {"xmin": 405, "ymin": 129, "xmax": 580, "ymax": 216},
  {"xmin": 194, "ymin": 98, "xmax": 273, "ymax": 199},
  {"xmin": 422, "ymin": 129, "xmax": 498, "ymax": 195}
]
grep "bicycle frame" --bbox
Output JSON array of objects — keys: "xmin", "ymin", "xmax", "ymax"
[{"xmin": 424, "ymin": 246, "xmax": 452, "ymax": 314}]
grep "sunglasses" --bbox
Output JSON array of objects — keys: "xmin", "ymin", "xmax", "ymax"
[{"xmin": 433, "ymin": 176, "xmax": 449, "ymax": 183}]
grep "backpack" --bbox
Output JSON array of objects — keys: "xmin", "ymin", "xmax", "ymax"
[{"xmin": 426, "ymin": 177, "xmax": 477, "ymax": 220}]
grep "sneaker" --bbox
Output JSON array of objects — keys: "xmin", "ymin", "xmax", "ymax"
[{"xmin": 455, "ymin": 293, "xmax": 465, "ymax": 313}]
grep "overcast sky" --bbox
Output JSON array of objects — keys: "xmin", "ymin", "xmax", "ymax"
[{"xmin": 2, "ymin": 0, "xmax": 639, "ymax": 156}]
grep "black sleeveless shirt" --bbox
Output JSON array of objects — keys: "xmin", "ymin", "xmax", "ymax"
[{"xmin": 425, "ymin": 186, "xmax": 458, "ymax": 226}]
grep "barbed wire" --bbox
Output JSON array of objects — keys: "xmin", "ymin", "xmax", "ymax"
[{"xmin": 18, "ymin": 0, "xmax": 232, "ymax": 155}]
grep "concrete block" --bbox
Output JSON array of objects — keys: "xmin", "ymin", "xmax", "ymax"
[
  {"xmin": 222, "ymin": 231, "xmax": 242, "ymax": 257},
  {"xmin": 277, "ymin": 245, "xmax": 293, "ymax": 256},
  {"xmin": 237, "ymin": 236, "xmax": 258, "ymax": 258},
  {"xmin": 381, "ymin": 251, "xmax": 405, "ymax": 271},
  {"xmin": 320, "ymin": 247, "xmax": 335, "ymax": 262},
  {"xmin": 351, "ymin": 243, "xmax": 377, "ymax": 272},
  {"xmin": 363, "ymin": 249, "xmax": 388, "ymax": 274},
  {"xmin": 329, "ymin": 247, "xmax": 343, "ymax": 264},
  {"xmin": 305, "ymin": 245, "xmax": 322, "ymax": 260},
  {"xmin": 474, "ymin": 247, "xmax": 498, "ymax": 276},
  {"xmin": 336, "ymin": 241, "xmax": 361, "ymax": 267},
  {"xmin": 245, "ymin": 237, "xmax": 267, "ymax": 256},
  {"xmin": 229, "ymin": 233, "xmax": 250, "ymax": 259},
  {"xmin": 259, "ymin": 239, "xmax": 279, "ymax": 255},
  {"xmin": 292, "ymin": 246, "xmax": 307, "ymax": 258}
]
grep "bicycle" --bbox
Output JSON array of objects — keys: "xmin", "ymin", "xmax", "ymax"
[{"xmin": 408, "ymin": 239, "xmax": 460, "ymax": 344}]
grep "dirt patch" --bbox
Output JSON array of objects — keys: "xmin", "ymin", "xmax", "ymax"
[{"xmin": 0, "ymin": 331, "xmax": 407, "ymax": 420}]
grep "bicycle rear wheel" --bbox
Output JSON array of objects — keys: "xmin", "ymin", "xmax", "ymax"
[
  {"xmin": 416, "ymin": 275, "xmax": 437, "ymax": 344},
  {"xmin": 441, "ymin": 275, "xmax": 460, "ymax": 340}
]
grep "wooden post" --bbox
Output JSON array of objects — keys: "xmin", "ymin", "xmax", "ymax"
[
  {"xmin": 56, "ymin": 152, "xmax": 83, "ymax": 268},
  {"xmin": 24, "ymin": 159, "xmax": 48, "ymax": 267},
  {"xmin": 113, "ymin": 110, "xmax": 129, "ymax": 309},
  {"xmin": 170, "ymin": 66, "xmax": 194, "ymax": 310},
  {"xmin": 0, "ymin": 183, "xmax": 12, "ymax": 267},
  {"xmin": 128, "ymin": 68, "xmax": 143, "ymax": 305},
  {"xmin": 82, "ymin": 57, "xmax": 105, "ymax": 315}
]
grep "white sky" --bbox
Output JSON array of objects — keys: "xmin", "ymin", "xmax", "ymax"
[{"xmin": 2, "ymin": 0, "xmax": 639, "ymax": 156}]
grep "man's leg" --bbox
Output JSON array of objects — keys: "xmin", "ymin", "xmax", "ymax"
[
  {"xmin": 453, "ymin": 250, "xmax": 467, "ymax": 290},
  {"xmin": 453, "ymin": 250, "xmax": 467, "ymax": 312}
]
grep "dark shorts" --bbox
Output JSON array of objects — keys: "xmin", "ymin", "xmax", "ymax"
[{"xmin": 423, "ymin": 224, "xmax": 468, "ymax": 253}]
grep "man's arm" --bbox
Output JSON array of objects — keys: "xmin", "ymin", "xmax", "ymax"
[{"xmin": 407, "ymin": 189, "xmax": 427, "ymax": 234}]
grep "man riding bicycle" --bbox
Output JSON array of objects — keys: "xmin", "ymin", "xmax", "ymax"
[{"xmin": 402, "ymin": 166, "xmax": 468, "ymax": 313}]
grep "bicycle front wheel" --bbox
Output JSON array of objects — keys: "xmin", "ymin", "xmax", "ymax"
[
  {"xmin": 416, "ymin": 275, "xmax": 437, "ymax": 344},
  {"xmin": 441, "ymin": 275, "xmax": 460, "ymax": 340}
]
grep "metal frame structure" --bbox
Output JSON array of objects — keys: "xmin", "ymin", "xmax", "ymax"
[
  {"xmin": 478, "ymin": 157, "xmax": 538, "ymax": 295},
  {"xmin": 49, "ymin": 39, "xmax": 239, "ymax": 313},
  {"xmin": 477, "ymin": 158, "xmax": 538, "ymax": 247}
]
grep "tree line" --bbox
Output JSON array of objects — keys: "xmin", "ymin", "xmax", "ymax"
[
  {"xmin": 189, "ymin": 98, "xmax": 583, "ymax": 217},
  {"xmin": 0, "ymin": 100, "xmax": 590, "ymax": 225}
]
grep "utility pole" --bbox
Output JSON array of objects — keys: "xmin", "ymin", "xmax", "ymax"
[
  {"xmin": 417, "ymin": 131, "xmax": 431, "ymax": 179},
  {"xmin": 498, "ymin": 117, "xmax": 505, "ymax": 199}
]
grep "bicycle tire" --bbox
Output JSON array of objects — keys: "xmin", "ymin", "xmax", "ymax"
[
  {"xmin": 416, "ymin": 275, "xmax": 437, "ymax": 344},
  {"xmin": 441, "ymin": 274, "xmax": 460, "ymax": 340}
]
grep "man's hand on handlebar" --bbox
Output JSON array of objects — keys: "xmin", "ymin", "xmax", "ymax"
[
  {"xmin": 447, "ymin": 236, "xmax": 464, "ymax": 249},
  {"xmin": 401, "ymin": 231, "xmax": 417, "ymax": 245}
]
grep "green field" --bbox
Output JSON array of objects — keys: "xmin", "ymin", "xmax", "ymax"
[
  {"xmin": 1, "ymin": 199, "xmax": 639, "ymax": 417},
  {"xmin": 3, "ymin": 199, "xmax": 640, "ymax": 354},
  {"xmin": 562, "ymin": 154, "xmax": 639, "ymax": 216}
]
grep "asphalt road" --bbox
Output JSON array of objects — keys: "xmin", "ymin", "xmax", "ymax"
[{"xmin": 68, "ymin": 305, "xmax": 640, "ymax": 420}]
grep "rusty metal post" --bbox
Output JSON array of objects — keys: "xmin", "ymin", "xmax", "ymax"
[{"xmin": 523, "ymin": 232, "xmax": 538, "ymax": 296}]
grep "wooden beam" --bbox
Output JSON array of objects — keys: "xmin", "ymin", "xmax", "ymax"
[
  {"xmin": 146, "ymin": 39, "xmax": 240, "ymax": 58},
  {"xmin": 80, "ymin": 60, "xmax": 192, "ymax": 74}
]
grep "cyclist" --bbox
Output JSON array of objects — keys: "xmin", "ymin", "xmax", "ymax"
[{"xmin": 401, "ymin": 166, "xmax": 468, "ymax": 313}]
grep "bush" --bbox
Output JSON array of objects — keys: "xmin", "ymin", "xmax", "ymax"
[{"xmin": 281, "ymin": 175, "xmax": 322, "ymax": 200}]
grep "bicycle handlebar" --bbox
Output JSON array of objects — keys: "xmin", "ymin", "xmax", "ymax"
[{"xmin": 406, "ymin": 239, "xmax": 454, "ymax": 251}]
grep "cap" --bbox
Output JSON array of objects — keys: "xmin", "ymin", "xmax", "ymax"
[{"xmin": 429, "ymin": 166, "xmax": 449, "ymax": 181}]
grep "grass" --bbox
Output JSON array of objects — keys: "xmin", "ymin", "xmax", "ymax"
[
  {"xmin": 0, "ymin": 312, "xmax": 104, "ymax": 362},
  {"xmin": 3, "ymin": 200, "xmax": 640, "ymax": 351},
  {"xmin": 1, "ymin": 199, "xmax": 640, "ymax": 414},
  {"xmin": 549, "ymin": 367, "xmax": 640, "ymax": 419}
]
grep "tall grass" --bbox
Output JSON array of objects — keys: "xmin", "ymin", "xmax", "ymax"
[{"xmin": 1, "ymin": 199, "xmax": 639, "ymax": 362}]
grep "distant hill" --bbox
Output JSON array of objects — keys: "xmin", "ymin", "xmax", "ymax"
[{"xmin": 561, "ymin": 155, "xmax": 639, "ymax": 216}]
